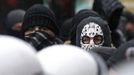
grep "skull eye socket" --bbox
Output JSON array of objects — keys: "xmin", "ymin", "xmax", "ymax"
[
  {"xmin": 82, "ymin": 36, "xmax": 90, "ymax": 44},
  {"xmin": 94, "ymin": 35, "xmax": 103, "ymax": 45}
]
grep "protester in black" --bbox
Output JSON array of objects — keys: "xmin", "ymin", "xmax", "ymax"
[
  {"xmin": 22, "ymin": 4, "xmax": 63, "ymax": 51},
  {"xmin": 70, "ymin": 9, "xmax": 100, "ymax": 45},
  {"xmin": 76, "ymin": 17, "xmax": 111, "ymax": 51}
]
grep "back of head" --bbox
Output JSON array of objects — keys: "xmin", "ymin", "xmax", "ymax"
[
  {"xmin": 6, "ymin": 9, "xmax": 25, "ymax": 38},
  {"xmin": 6, "ymin": 9, "xmax": 25, "ymax": 29},
  {"xmin": 0, "ymin": 36, "xmax": 44, "ymax": 75},
  {"xmin": 37, "ymin": 45, "xmax": 98, "ymax": 75}
]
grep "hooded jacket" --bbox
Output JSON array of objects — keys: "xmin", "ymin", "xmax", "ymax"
[
  {"xmin": 76, "ymin": 17, "xmax": 111, "ymax": 47},
  {"xmin": 93, "ymin": 0, "xmax": 124, "ymax": 31},
  {"xmin": 70, "ymin": 9, "xmax": 100, "ymax": 45}
]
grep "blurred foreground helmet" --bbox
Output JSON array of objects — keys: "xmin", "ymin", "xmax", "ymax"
[
  {"xmin": 0, "ymin": 36, "xmax": 44, "ymax": 75},
  {"xmin": 90, "ymin": 52, "xmax": 108, "ymax": 75},
  {"xmin": 110, "ymin": 60, "xmax": 134, "ymax": 75},
  {"xmin": 126, "ymin": 47, "xmax": 134, "ymax": 61},
  {"xmin": 37, "ymin": 45, "xmax": 98, "ymax": 75}
]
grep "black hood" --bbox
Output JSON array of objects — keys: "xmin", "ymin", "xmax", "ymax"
[
  {"xmin": 22, "ymin": 4, "xmax": 59, "ymax": 35},
  {"xmin": 70, "ymin": 9, "xmax": 100, "ymax": 45},
  {"xmin": 76, "ymin": 17, "xmax": 111, "ymax": 47},
  {"xmin": 93, "ymin": 0, "xmax": 124, "ymax": 31},
  {"xmin": 91, "ymin": 47, "xmax": 116, "ymax": 61},
  {"xmin": 107, "ymin": 40, "xmax": 134, "ymax": 67}
]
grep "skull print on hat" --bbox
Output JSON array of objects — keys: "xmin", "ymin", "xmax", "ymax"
[{"xmin": 80, "ymin": 22, "xmax": 104, "ymax": 50}]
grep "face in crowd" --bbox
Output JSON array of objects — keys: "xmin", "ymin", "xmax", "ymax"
[{"xmin": 80, "ymin": 22, "xmax": 104, "ymax": 50}]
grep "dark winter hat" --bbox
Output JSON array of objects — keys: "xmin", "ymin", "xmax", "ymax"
[
  {"xmin": 22, "ymin": 4, "xmax": 59, "ymax": 35},
  {"xmin": 6, "ymin": 9, "xmax": 25, "ymax": 29},
  {"xmin": 70, "ymin": 9, "xmax": 100, "ymax": 45}
]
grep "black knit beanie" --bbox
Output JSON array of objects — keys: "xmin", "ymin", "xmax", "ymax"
[{"xmin": 22, "ymin": 4, "xmax": 59, "ymax": 35}]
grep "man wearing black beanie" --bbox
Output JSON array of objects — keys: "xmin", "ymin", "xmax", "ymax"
[{"xmin": 22, "ymin": 4, "xmax": 63, "ymax": 51}]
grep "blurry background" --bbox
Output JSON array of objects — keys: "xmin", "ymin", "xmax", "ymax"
[
  {"xmin": 0, "ymin": 0, "xmax": 134, "ymax": 34},
  {"xmin": 120, "ymin": 0, "xmax": 134, "ymax": 13},
  {"xmin": 0, "ymin": 0, "xmax": 43, "ymax": 34}
]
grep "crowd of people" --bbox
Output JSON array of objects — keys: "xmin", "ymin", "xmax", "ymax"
[{"xmin": 1, "ymin": 0, "xmax": 134, "ymax": 75}]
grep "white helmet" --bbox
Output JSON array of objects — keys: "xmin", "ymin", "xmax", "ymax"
[
  {"xmin": 110, "ymin": 60, "xmax": 134, "ymax": 75},
  {"xmin": 0, "ymin": 36, "xmax": 44, "ymax": 75},
  {"xmin": 37, "ymin": 45, "xmax": 98, "ymax": 75}
]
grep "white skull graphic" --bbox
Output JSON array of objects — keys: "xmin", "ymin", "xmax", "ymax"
[{"xmin": 80, "ymin": 22, "xmax": 104, "ymax": 51}]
